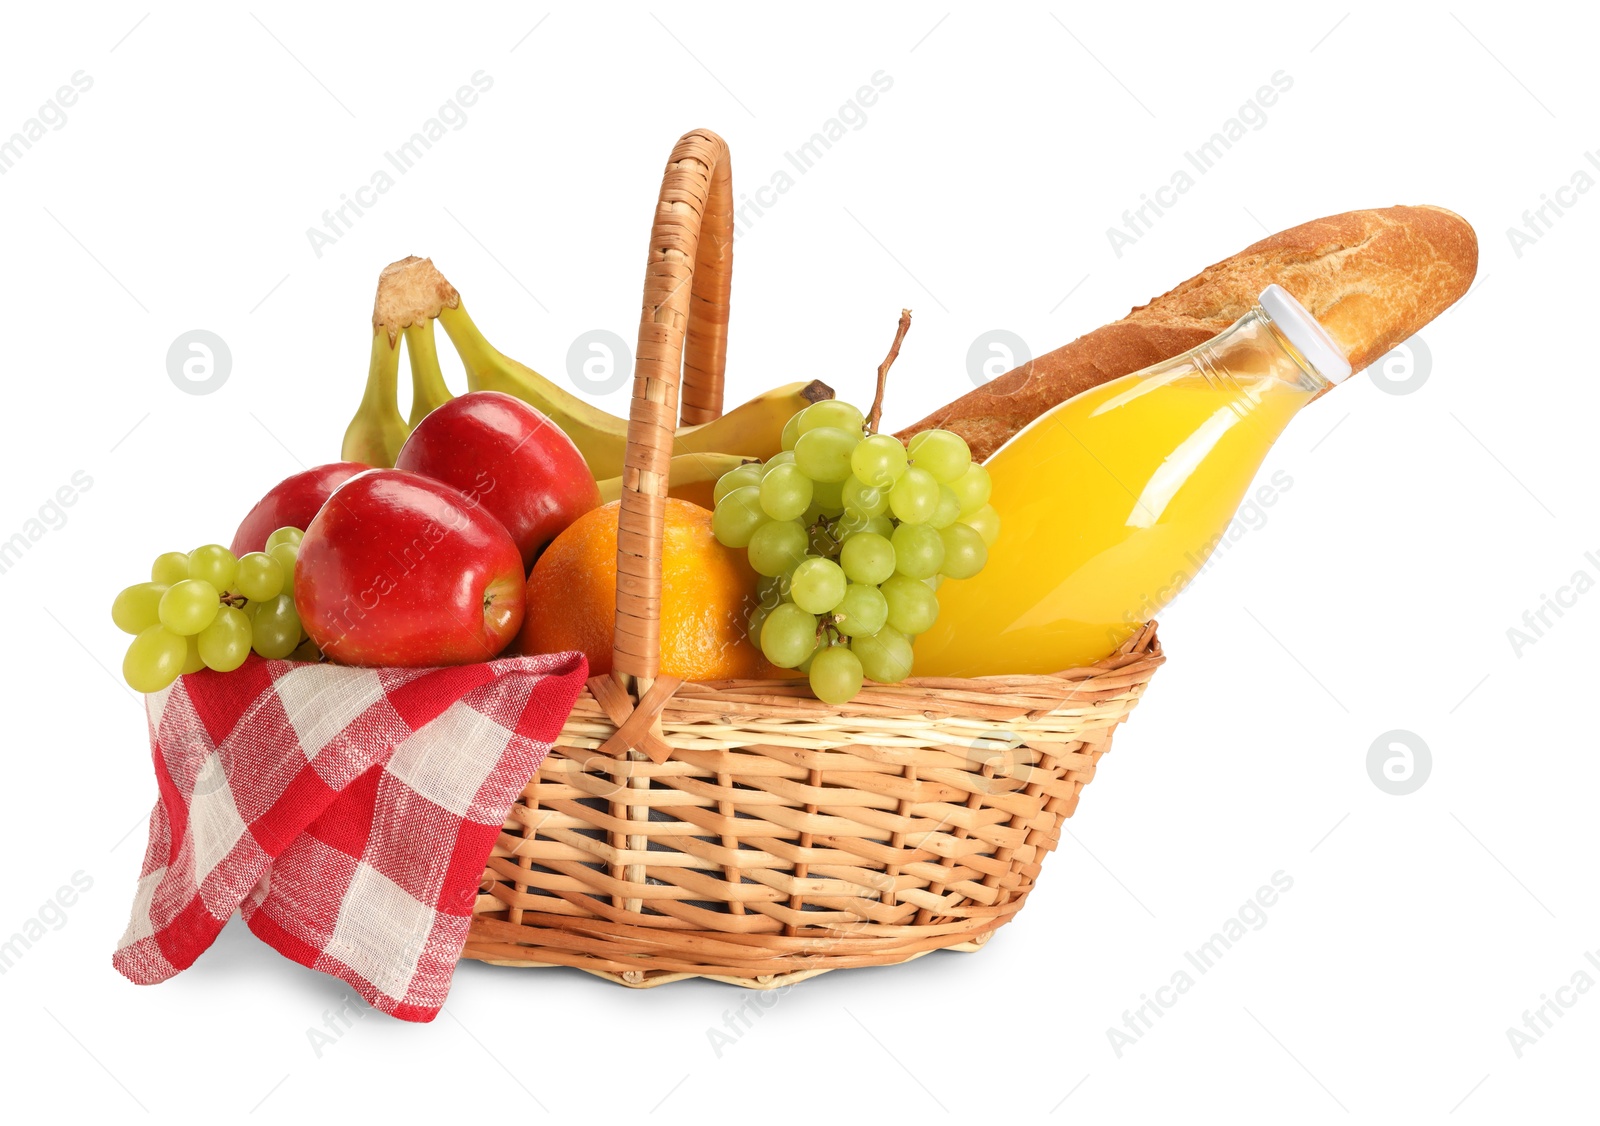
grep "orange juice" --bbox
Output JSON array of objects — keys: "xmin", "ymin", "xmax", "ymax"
[{"xmin": 912, "ymin": 286, "xmax": 1350, "ymax": 677}]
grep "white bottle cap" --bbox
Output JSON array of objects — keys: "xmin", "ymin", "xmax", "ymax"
[{"xmin": 1257, "ymin": 284, "xmax": 1352, "ymax": 384}]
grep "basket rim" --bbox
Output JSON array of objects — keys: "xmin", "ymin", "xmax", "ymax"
[
  {"xmin": 600, "ymin": 620, "xmax": 1163, "ymax": 700},
  {"xmin": 553, "ymin": 622, "xmax": 1163, "ymax": 764}
]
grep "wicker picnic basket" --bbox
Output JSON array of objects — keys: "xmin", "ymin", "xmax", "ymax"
[{"xmin": 460, "ymin": 129, "xmax": 1165, "ymax": 987}]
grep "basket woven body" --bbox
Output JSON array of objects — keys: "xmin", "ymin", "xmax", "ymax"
[{"xmin": 462, "ymin": 130, "xmax": 1164, "ymax": 986}]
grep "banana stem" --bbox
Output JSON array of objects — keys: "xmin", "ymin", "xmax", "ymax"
[
  {"xmin": 340, "ymin": 330, "xmax": 408, "ymax": 466},
  {"xmin": 403, "ymin": 320, "xmax": 453, "ymax": 427},
  {"xmin": 436, "ymin": 303, "xmax": 503, "ymax": 390},
  {"xmin": 438, "ymin": 301, "xmax": 579, "ymax": 404},
  {"xmin": 361, "ymin": 329, "xmax": 403, "ymax": 415}
]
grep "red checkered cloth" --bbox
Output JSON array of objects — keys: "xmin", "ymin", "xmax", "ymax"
[{"xmin": 112, "ymin": 650, "xmax": 587, "ymax": 1022}]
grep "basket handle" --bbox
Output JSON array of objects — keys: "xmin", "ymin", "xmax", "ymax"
[{"xmin": 612, "ymin": 129, "xmax": 733, "ymax": 688}]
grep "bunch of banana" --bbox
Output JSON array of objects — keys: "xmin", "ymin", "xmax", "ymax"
[
  {"xmin": 342, "ymin": 257, "xmax": 833, "ymax": 497},
  {"xmin": 341, "ymin": 257, "xmax": 458, "ymax": 466}
]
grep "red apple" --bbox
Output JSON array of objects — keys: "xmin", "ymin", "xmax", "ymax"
[
  {"xmin": 232, "ymin": 462, "xmax": 368, "ymax": 555},
  {"xmin": 394, "ymin": 391, "xmax": 599, "ymax": 570},
  {"xmin": 295, "ymin": 469, "xmax": 525, "ymax": 667}
]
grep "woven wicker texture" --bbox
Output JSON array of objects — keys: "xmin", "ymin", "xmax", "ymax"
[{"xmin": 464, "ymin": 130, "xmax": 1164, "ymax": 986}]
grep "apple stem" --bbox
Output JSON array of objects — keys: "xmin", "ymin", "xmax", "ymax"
[{"xmin": 866, "ymin": 308, "xmax": 912, "ymax": 435}]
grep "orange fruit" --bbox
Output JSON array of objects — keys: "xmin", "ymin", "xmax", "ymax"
[{"xmin": 521, "ymin": 498, "xmax": 774, "ymax": 681}]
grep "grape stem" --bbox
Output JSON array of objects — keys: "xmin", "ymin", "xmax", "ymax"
[
  {"xmin": 808, "ymin": 514, "xmax": 842, "ymax": 560},
  {"xmin": 866, "ymin": 308, "xmax": 912, "ymax": 435}
]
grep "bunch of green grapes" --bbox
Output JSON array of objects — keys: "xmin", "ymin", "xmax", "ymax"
[
  {"xmin": 111, "ymin": 528, "xmax": 315, "ymax": 693},
  {"xmin": 711, "ymin": 400, "xmax": 998, "ymax": 704}
]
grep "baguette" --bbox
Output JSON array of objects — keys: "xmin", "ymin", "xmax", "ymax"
[{"xmin": 898, "ymin": 205, "xmax": 1478, "ymax": 461}]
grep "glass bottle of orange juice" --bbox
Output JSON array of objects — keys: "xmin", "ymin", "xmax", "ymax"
[{"xmin": 912, "ymin": 285, "xmax": 1351, "ymax": 678}]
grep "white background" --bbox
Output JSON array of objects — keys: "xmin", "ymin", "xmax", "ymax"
[{"xmin": 0, "ymin": 2, "xmax": 1592, "ymax": 1121}]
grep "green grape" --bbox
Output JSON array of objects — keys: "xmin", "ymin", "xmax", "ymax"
[
  {"xmin": 796, "ymin": 647, "xmax": 818, "ymax": 674},
  {"xmin": 950, "ymin": 463, "xmax": 992, "ymax": 516},
  {"xmin": 761, "ymin": 603, "xmax": 819, "ymax": 668},
  {"xmin": 790, "ymin": 557, "xmax": 847, "ymax": 613},
  {"xmin": 797, "ymin": 400, "xmax": 865, "ymax": 436},
  {"xmin": 188, "ymin": 544, "xmax": 238, "ymax": 591},
  {"xmin": 235, "ymin": 552, "xmax": 284, "ymax": 602},
  {"xmin": 852, "ymin": 626, "xmax": 915, "ymax": 684},
  {"xmin": 962, "ymin": 504, "xmax": 1001, "ymax": 548},
  {"xmin": 252, "ymin": 594, "xmax": 301, "ymax": 659},
  {"xmin": 713, "ymin": 461, "xmax": 763, "ymax": 505},
  {"xmin": 748, "ymin": 583, "xmax": 782, "ymax": 644},
  {"xmin": 811, "ymin": 477, "xmax": 845, "ymax": 513},
  {"xmin": 158, "ymin": 579, "xmax": 220, "ymax": 636},
  {"xmin": 268, "ymin": 543, "xmax": 300, "ymax": 597},
  {"xmin": 850, "ymin": 434, "xmax": 909, "ymax": 488},
  {"xmin": 833, "ymin": 583, "xmax": 888, "ymax": 637},
  {"xmin": 809, "ymin": 644, "xmax": 864, "ymax": 704},
  {"xmin": 112, "ymin": 582, "xmax": 169, "ymax": 635},
  {"xmin": 939, "ymin": 523, "xmax": 988, "ymax": 580},
  {"xmin": 151, "ymin": 551, "xmax": 190, "ymax": 585},
  {"xmin": 881, "ymin": 574, "xmax": 940, "ymax": 635},
  {"xmin": 840, "ymin": 532, "xmax": 895, "ymax": 585},
  {"xmin": 888, "ymin": 467, "xmax": 940, "ymax": 524},
  {"xmin": 929, "ymin": 486, "xmax": 961, "ymax": 530},
  {"xmin": 745, "ymin": 601, "xmax": 771, "ymax": 646},
  {"xmin": 760, "ymin": 450, "xmax": 796, "ymax": 477},
  {"xmin": 891, "ymin": 523, "xmax": 945, "ymax": 579},
  {"xmin": 793, "ymin": 426, "xmax": 859, "ymax": 483},
  {"xmin": 748, "ymin": 520, "xmax": 809, "ymax": 577},
  {"xmin": 759, "ymin": 462, "xmax": 813, "ymax": 521},
  {"xmin": 712, "ymin": 486, "xmax": 769, "ymax": 548},
  {"xmin": 123, "ymin": 625, "xmax": 188, "ymax": 693},
  {"xmin": 841, "ymin": 475, "xmax": 889, "ymax": 517},
  {"xmin": 198, "ymin": 606, "xmax": 253, "ymax": 672},
  {"xmin": 859, "ymin": 514, "xmax": 895, "ymax": 539},
  {"xmin": 265, "ymin": 527, "xmax": 304, "ymax": 552},
  {"xmin": 780, "ymin": 410, "xmax": 804, "ymax": 452},
  {"xmin": 908, "ymin": 429, "xmax": 971, "ymax": 484}
]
